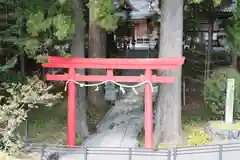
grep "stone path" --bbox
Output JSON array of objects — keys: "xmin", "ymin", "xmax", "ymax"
[{"xmin": 83, "ymin": 87, "xmax": 145, "ymax": 148}]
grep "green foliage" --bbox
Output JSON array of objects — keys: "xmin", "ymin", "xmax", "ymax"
[
  {"xmin": 0, "ymin": 71, "xmax": 25, "ymax": 83},
  {"xmin": 225, "ymin": 0, "xmax": 240, "ymax": 55},
  {"xmin": 203, "ymin": 68, "xmax": 240, "ymax": 119},
  {"xmin": 27, "ymin": 11, "xmax": 48, "ymax": 36},
  {"xmin": 0, "ymin": 0, "xmax": 122, "ymax": 62},
  {"xmin": 58, "ymin": 0, "xmax": 67, "ymax": 5},
  {"xmin": 191, "ymin": 0, "xmax": 203, "ymax": 3},
  {"xmin": 184, "ymin": 6, "xmax": 198, "ymax": 32},
  {"xmin": 90, "ymin": 0, "xmax": 119, "ymax": 31},
  {"xmin": 0, "ymin": 75, "xmax": 62, "ymax": 155},
  {"xmin": 0, "ymin": 55, "xmax": 18, "ymax": 72},
  {"xmin": 190, "ymin": 0, "xmax": 222, "ymax": 6},
  {"xmin": 28, "ymin": 12, "xmax": 72, "ymax": 39},
  {"xmin": 184, "ymin": 0, "xmax": 224, "ymax": 31},
  {"xmin": 0, "ymin": 0, "xmax": 74, "ymax": 61},
  {"xmin": 23, "ymin": 2, "xmax": 74, "ymax": 57}
]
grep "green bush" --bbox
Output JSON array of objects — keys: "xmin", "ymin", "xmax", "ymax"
[
  {"xmin": 203, "ymin": 67, "xmax": 240, "ymax": 119},
  {"xmin": 0, "ymin": 75, "xmax": 63, "ymax": 155}
]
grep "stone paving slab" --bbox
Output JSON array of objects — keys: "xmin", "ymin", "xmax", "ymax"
[{"xmin": 83, "ymin": 95, "xmax": 144, "ymax": 148}]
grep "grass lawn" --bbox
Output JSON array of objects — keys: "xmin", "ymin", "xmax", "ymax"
[
  {"xmin": 17, "ymin": 97, "xmax": 99, "ymax": 145},
  {"xmin": 182, "ymin": 105, "xmax": 210, "ymax": 136},
  {"xmin": 17, "ymin": 99, "xmax": 69, "ymax": 145}
]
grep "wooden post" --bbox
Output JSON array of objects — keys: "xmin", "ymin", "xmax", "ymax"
[
  {"xmin": 183, "ymin": 79, "xmax": 186, "ymax": 106},
  {"xmin": 205, "ymin": 19, "xmax": 213, "ymax": 79},
  {"xmin": 144, "ymin": 69, "xmax": 153, "ymax": 148},
  {"xmin": 68, "ymin": 68, "xmax": 76, "ymax": 147},
  {"xmin": 225, "ymin": 78, "xmax": 235, "ymax": 124}
]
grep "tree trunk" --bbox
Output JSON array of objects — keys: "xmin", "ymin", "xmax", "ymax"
[
  {"xmin": 231, "ymin": 53, "xmax": 238, "ymax": 69},
  {"xmin": 88, "ymin": 3, "xmax": 109, "ymax": 112},
  {"xmin": 20, "ymin": 51, "xmax": 25, "ymax": 76},
  {"xmin": 106, "ymin": 32, "xmax": 118, "ymax": 58},
  {"xmin": 154, "ymin": 0, "xmax": 183, "ymax": 146},
  {"xmin": 71, "ymin": 0, "xmax": 89, "ymax": 139},
  {"xmin": 205, "ymin": 19, "xmax": 213, "ymax": 78}
]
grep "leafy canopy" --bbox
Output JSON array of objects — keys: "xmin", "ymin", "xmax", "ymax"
[
  {"xmin": 89, "ymin": 0, "xmax": 120, "ymax": 31},
  {"xmin": 0, "ymin": 0, "xmax": 124, "ymax": 63},
  {"xmin": 225, "ymin": 0, "xmax": 240, "ymax": 54},
  {"xmin": 190, "ymin": 0, "xmax": 222, "ymax": 6}
]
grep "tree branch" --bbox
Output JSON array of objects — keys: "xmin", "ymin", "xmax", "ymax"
[{"xmin": 72, "ymin": 0, "xmax": 83, "ymax": 18}]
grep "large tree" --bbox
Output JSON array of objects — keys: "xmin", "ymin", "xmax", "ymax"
[
  {"xmin": 154, "ymin": 0, "xmax": 184, "ymax": 146},
  {"xmin": 88, "ymin": 3, "xmax": 109, "ymax": 112},
  {"xmin": 153, "ymin": 0, "xmax": 226, "ymax": 146},
  {"xmin": 71, "ymin": 0, "xmax": 89, "ymax": 138}
]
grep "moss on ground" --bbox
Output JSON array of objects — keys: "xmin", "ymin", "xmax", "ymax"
[
  {"xmin": 139, "ymin": 106, "xmax": 213, "ymax": 148},
  {"xmin": 20, "ymin": 96, "xmax": 213, "ymax": 148},
  {"xmin": 211, "ymin": 121, "xmax": 240, "ymax": 130}
]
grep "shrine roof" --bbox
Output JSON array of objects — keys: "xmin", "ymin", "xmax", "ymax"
[
  {"xmin": 217, "ymin": 0, "xmax": 236, "ymax": 13},
  {"xmin": 127, "ymin": 0, "xmax": 236, "ymax": 20},
  {"xmin": 128, "ymin": 0, "xmax": 154, "ymax": 20}
]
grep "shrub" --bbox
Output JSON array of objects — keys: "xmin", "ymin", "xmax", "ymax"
[
  {"xmin": 203, "ymin": 67, "xmax": 240, "ymax": 119},
  {"xmin": 0, "ymin": 75, "xmax": 62, "ymax": 155}
]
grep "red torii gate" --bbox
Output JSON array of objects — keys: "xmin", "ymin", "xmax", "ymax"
[{"xmin": 43, "ymin": 56, "xmax": 184, "ymax": 149}]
